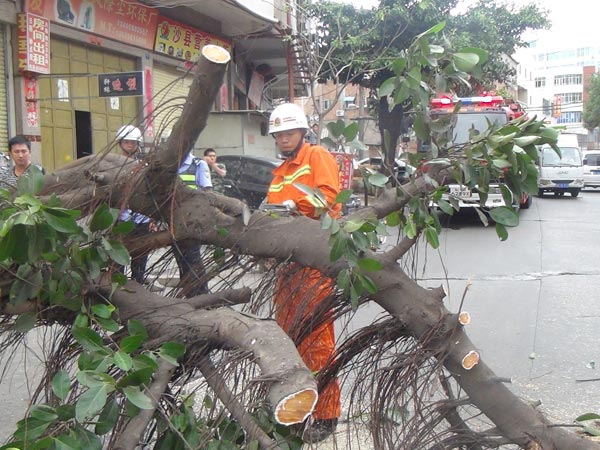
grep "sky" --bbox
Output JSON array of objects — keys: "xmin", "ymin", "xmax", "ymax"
[{"xmin": 341, "ymin": 0, "xmax": 595, "ymax": 48}]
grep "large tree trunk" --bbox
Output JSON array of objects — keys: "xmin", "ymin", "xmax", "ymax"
[{"xmin": 0, "ymin": 45, "xmax": 597, "ymax": 450}]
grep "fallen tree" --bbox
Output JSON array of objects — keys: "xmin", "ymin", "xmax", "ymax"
[{"xmin": 0, "ymin": 39, "xmax": 597, "ymax": 450}]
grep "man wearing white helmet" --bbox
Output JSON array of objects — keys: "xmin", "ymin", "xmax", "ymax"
[
  {"xmin": 115, "ymin": 125, "xmax": 153, "ymax": 284},
  {"xmin": 116, "ymin": 125, "xmax": 144, "ymax": 159},
  {"xmin": 266, "ymin": 103, "xmax": 341, "ymax": 442}
]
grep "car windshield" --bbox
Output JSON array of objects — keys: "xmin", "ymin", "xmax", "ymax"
[
  {"xmin": 449, "ymin": 112, "xmax": 507, "ymax": 145},
  {"xmin": 541, "ymin": 146, "xmax": 581, "ymax": 167},
  {"xmin": 584, "ymin": 153, "xmax": 600, "ymax": 166}
]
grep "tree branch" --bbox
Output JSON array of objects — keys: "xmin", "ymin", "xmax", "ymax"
[
  {"xmin": 102, "ymin": 281, "xmax": 318, "ymax": 426},
  {"xmin": 113, "ymin": 359, "xmax": 175, "ymax": 450},
  {"xmin": 198, "ymin": 356, "xmax": 279, "ymax": 450}
]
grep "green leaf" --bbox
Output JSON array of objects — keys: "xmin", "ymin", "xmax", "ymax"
[
  {"xmin": 321, "ymin": 213, "xmax": 333, "ymax": 230},
  {"xmin": 75, "ymin": 384, "xmax": 109, "ymax": 423},
  {"xmin": 403, "ymin": 216, "xmax": 417, "ymax": 239},
  {"xmin": 127, "ymin": 320, "xmax": 148, "ymax": 340},
  {"xmin": 116, "ymin": 368, "xmax": 155, "ymax": 389},
  {"xmin": 89, "ymin": 203, "xmax": 117, "ymax": 232},
  {"xmin": 458, "ymin": 46, "xmax": 488, "ymax": 64},
  {"xmin": 91, "ymin": 304, "xmax": 114, "ymax": 319},
  {"xmin": 105, "ymin": 240, "xmax": 130, "ymax": 266},
  {"xmin": 342, "ymin": 122, "xmax": 359, "ymax": 141},
  {"xmin": 453, "ymin": 52, "xmax": 479, "ymax": 72},
  {"xmin": 76, "ymin": 370, "xmax": 115, "ymax": 388},
  {"xmin": 16, "ymin": 165, "xmax": 45, "ymax": 195},
  {"xmin": 379, "ymin": 78, "xmax": 396, "ymax": 97},
  {"xmin": 0, "ymin": 228, "xmax": 17, "ymax": 261},
  {"xmin": 326, "ymin": 119, "xmax": 346, "ymax": 139},
  {"xmin": 55, "ymin": 405, "xmax": 75, "ymax": 422},
  {"xmin": 329, "ymin": 233, "xmax": 347, "ymax": 262},
  {"xmin": 344, "ymin": 219, "xmax": 365, "ymax": 233},
  {"xmin": 576, "ymin": 413, "xmax": 600, "ymax": 421},
  {"xmin": 158, "ymin": 342, "xmax": 186, "ymax": 366},
  {"xmin": 425, "ymin": 226, "xmax": 440, "ymax": 249},
  {"xmin": 95, "ymin": 317, "xmax": 120, "ymax": 333},
  {"xmin": 492, "ymin": 159, "xmax": 512, "ymax": 169},
  {"xmin": 514, "ymin": 136, "xmax": 540, "ymax": 147},
  {"xmin": 95, "ymin": 400, "xmax": 120, "ymax": 435},
  {"xmin": 368, "ymin": 172, "xmax": 389, "ymax": 187},
  {"xmin": 391, "ymin": 58, "xmax": 407, "ymax": 76},
  {"xmin": 41, "ymin": 210, "xmax": 81, "ymax": 234},
  {"xmin": 123, "ymin": 386, "xmax": 154, "ymax": 410},
  {"xmin": 385, "ymin": 211, "xmax": 401, "ymax": 227},
  {"xmin": 335, "ymin": 189, "xmax": 352, "ymax": 205},
  {"xmin": 120, "ymin": 334, "xmax": 145, "ymax": 353},
  {"xmin": 489, "ymin": 206, "xmax": 519, "ymax": 227},
  {"xmin": 112, "ymin": 220, "xmax": 134, "ymax": 234},
  {"xmin": 75, "ymin": 427, "xmax": 102, "ymax": 450},
  {"xmin": 319, "ymin": 137, "xmax": 337, "ymax": 149},
  {"xmin": 336, "ymin": 269, "xmax": 351, "ymax": 292},
  {"xmin": 30, "ymin": 405, "xmax": 58, "ymax": 423},
  {"xmin": 14, "ymin": 417, "xmax": 51, "ymax": 441},
  {"xmin": 437, "ymin": 198, "xmax": 455, "ymax": 215},
  {"xmin": 357, "ymin": 258, "xmax": 383, "ymax": 272},
  {"xmin": 357, "ymin": 273, "xmax": 377, "ymax": 294},
  {"xmin": 416, "ymin": 20, "xmax": 446, "ymax": 39},
  {"xmin": 53, "ymin": 434, "xmax": 82, "ymax": 450},
  {"xmin": 52, "ymin": 370, "xmax": 71, "ymax": 401},
  {"xmin": 495, "ymin": 222, "xmax": 509, "ymax": 241},
  {"xmin": 499, "ymin": 184, "xmax": 514, "ymax": 208},
  {"xmin": 114, "ymin": 351, "xmax": 133, "ymax": 371},
  {"xmin": 13, "ymin": 312, "xmax": 37, "ymax": 332},
  {"xmin": 71, "ymin": 326, "xmax": 106, "ymax": 353}
]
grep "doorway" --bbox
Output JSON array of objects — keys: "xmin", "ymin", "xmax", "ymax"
[{"xmin": 75, "ymin": 110, "xmax": 92, "ymax": 159}]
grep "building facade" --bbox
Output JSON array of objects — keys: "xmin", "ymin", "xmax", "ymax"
[
  {"xmin": 1, "ymin": 0, "xmax": 304, "ymax": 171},
  {"xmin": 517, "ymin": 39, "xmax": 600, "ymax": 143}
]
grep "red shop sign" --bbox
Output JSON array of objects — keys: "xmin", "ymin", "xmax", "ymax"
[{"xmin": 17, "ymin": 13, "xmax": 50, "ymax": 75}]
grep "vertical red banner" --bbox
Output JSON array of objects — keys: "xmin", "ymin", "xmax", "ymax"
[
  {"xmin": 144, "ymin": 68, "xmax": 154, "ymax": 138},
  {"xmin": 25, "ymin": 77, "xmax": 40, "ymax": 128},
  {"xmin": 17, "ymin": 13, "xmax": 51, "ymax": 75},
  {"xmin": 331, "ymin": 152, "xmax": 354, "ymax": 190}
]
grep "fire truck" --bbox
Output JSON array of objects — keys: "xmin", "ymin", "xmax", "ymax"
[{"xmin": 426, "ymin": 94, "xmax": 532, "ymax": 211}]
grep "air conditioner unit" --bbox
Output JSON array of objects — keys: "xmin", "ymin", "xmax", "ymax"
[{"xmin": 335, "ymin": 109, "xmax": 345, "ymax": 117}]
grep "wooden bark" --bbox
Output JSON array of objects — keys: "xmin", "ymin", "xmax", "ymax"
[
  {"xmin": 0, "ymin": 43, "xmax": 597, "ymax": 450},
  {"xmin": 104, "ymin": 280, "xmax": 318, "ymax": 426}
]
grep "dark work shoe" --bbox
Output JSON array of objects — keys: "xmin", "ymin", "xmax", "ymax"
[{"xmin": 302, "ymin": 418, "xmax": 338, "ymax": 443}]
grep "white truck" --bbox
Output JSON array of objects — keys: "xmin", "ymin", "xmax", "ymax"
[{"xmin": 537, "ymin": 133, "xmax": 584, "ymax": 197}]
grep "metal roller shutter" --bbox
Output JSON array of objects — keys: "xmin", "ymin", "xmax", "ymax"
[{"xmin": 151, "ymin": 63, "xmax": 194, "ymax": 139}]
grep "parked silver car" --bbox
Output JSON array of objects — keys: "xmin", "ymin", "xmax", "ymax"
[{"xmin": 582, "ymin": 150, "xmax": 600, "ymax": 188}]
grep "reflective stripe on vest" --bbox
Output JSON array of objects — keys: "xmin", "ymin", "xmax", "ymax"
[
  {"xmin": 179, "ymin": 174, "xmax": 198, "ymax": 189},
  {"xmin": 268, "ymin": 164, "xmax": 311, "ymax": 193}
]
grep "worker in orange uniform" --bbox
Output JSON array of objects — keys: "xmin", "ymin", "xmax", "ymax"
[{"xmin": 266, "ymin": 103, "xmax": 341, "ymax": 442}]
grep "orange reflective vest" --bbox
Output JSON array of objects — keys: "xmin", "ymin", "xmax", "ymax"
[
  {"xmin": 267, "ymin": 143, "xmax": 341, "ymax": 218},
  {"xmin": 267, "ymin": 143, "xmax": 341, "ymax": 420}
]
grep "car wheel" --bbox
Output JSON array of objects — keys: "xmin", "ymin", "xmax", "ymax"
[
  {"xmin": 571, "ymin": 189, "xmax": 580, "ymax": 197},
  {"xmin": 520, "ymin": 193, "xmax": 532, "ymax": 209},
  {"xmin": 537, "ymin": 189, "xmax": 544, "ymax": 197}
]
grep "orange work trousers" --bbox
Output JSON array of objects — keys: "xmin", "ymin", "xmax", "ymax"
[{"xmin": 274, "ymin": 265, "xmax": 341, "ymax": 420}]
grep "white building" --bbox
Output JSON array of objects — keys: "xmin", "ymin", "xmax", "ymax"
[{"xmin": 516, "ymin": 38, "xmax": 600, "ymax": 138}]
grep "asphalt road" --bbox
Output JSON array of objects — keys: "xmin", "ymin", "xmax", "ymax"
[
  {"xmin": 2, "ymin": 188, "xmax": 599, "ymax": 441},
  {"xmin": 371, "ymin": 188, "xmax": 600, "ymax": 425}
]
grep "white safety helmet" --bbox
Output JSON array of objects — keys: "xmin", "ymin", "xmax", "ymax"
[
  {"xmin": 116, "ymin": 125, "xmax": 143, "ymax": 144},
  {"xmin": 268, "ymin": 103, "xmax": 309, "ymax": 135}
]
